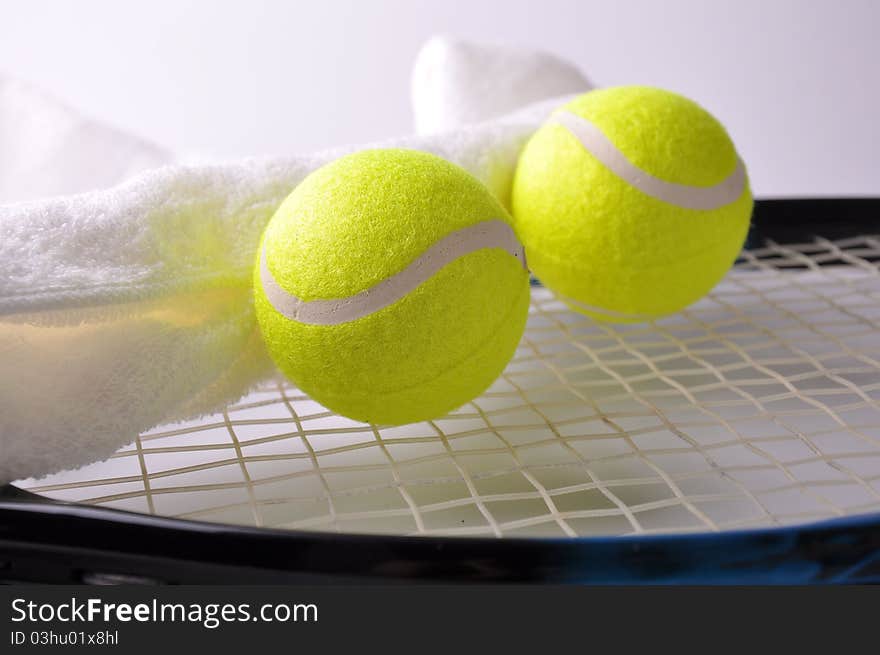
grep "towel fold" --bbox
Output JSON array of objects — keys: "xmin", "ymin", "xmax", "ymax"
[
  {"xmin": 0, "ymin": 76, "xmax": 172, "ymax": 205},
  {"xmin": 0, "ymin": 36, "xmax": 590, "ymax": 483}
]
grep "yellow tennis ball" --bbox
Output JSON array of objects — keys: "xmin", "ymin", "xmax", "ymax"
[
  {"xmin": 512, "ymin": 86, "xmax": 753, "ymax": 322},
  {"xmin": 254, "ymin": 149, "xmax": 530, "ymax": 425}
]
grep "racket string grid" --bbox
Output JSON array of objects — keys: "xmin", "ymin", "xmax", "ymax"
[{"xmin": 18, "ymin": 234, "xmax": 880, "ymax": 538}]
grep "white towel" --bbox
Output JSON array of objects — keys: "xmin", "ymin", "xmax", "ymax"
[
  {"xmin": 0, "ymin": 76, "xmax": 172, "ymax": 204},
  {"xmin": 412, "ymin": 35, "xmax": 591, "ymax": 136},
  {"xmin": 0, "ymin": 37, "xmax": 590, "ymax": 483}
]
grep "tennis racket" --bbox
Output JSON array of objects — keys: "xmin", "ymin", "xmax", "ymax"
[{"xmin": 2, "ymin": 197, "xmax": 879, "ymax": 584}]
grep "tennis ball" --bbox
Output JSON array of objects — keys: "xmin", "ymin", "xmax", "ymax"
[
  {"xmin": 254, "ymin": 149, "xmax": 530, "ymax": 425},
  {"xmin": 512, "ymin": 85, "xmax": 753, "ymax": 322}
]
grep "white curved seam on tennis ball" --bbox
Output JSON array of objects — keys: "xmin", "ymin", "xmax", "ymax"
[
  {"xmin": 551, "ymin": 111, "xmax": 747, "ymax": 211},
  {"xmin": 260, "ymin": 219, "xmax": 527, "ymax": 326}
]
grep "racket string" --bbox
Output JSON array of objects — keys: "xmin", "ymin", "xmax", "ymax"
[{"xmin": 18, "ymin": 232, "xmax": 880, "ymax": 537}]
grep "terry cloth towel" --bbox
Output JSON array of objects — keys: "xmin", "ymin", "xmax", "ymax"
[{"xmin": 0, "ymin": 36, "xmax": 591, "ymax": 483}]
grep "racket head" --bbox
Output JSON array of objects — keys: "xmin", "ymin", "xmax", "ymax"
[{"xmin": 4, "ymin": 198, "xmax": 880, "ymax": 583}]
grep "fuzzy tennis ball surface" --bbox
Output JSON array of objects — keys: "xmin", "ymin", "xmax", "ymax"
[
  {"xmin": 512, "ymin": 85, "xmax": 753, "ymax": 322},
  {"xmin": 254, "ymin": 149, "xmax": 530, "ymax": 425}
]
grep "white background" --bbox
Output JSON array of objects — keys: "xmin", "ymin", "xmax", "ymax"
[{"xmin": 0, "ymin": 0, "xmax": 877, "ymax": 197}]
